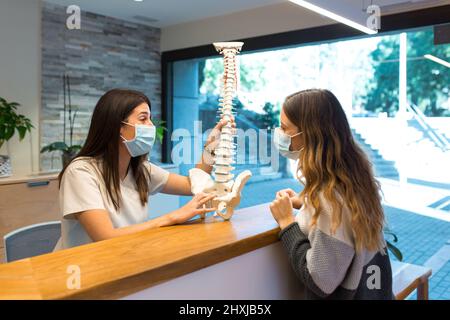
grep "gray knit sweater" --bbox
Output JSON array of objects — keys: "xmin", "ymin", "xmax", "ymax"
[{"xmin": 278, "ymin": 194, "xmax": 394, "ymax": 300}]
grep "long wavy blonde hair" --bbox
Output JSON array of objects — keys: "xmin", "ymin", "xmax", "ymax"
[{"xmin": 284, "ymin": 89, "xmax": 385, "ymax": 252}]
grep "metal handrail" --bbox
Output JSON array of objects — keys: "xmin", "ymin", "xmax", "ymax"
[{"xmin": 407, "ymin": 103, "xmax": 450, "ymax": 151}]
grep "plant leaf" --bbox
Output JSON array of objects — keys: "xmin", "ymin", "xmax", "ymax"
[
  {"xmin": 5, "ymin": 126, "xmax": 14, "ymax": 141},
  {"xmin": 386, "ymin": 240, "xmax": 403, "ymax": 261},
  {"xmin": 384, "ymin": 230, "xmax": 398, "ymax": 243},
  {"xmin": 67, "ymin": 144, "xmax": 82, "ymax": 153},
  {"xmin": 0, "ymin": 125, "xmax": 5, "ymax": 140},
  {"xmin": 17, "ymin": 126, "xmax": 27, "ymax": 140},
  {"xmin": 40, "ymin": 141, "xmax": 69, "ymax": 153},
  {"xmin": 9, "ymin": 102, "xmax": 20, "ymax": 109},
  {"xmin": 0, "ymin": 97, "xmax": 33, "ymax": 143},
  {"xmin": 156, "ymin": 127, "xmax": 166, "ymax": 144}
]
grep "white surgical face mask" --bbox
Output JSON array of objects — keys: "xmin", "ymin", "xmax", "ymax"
[
  {"xmin": 273, "ymin": 127, "xmax": 303, "ymax": 160},
  {"xmin": 120, "ymin": 121, "xmax": 156, "ymax": 157}
]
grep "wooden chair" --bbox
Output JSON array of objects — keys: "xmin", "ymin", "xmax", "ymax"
[{"xmin": 392, "ymin": 260, "xmax": 432, "ymax": 300}]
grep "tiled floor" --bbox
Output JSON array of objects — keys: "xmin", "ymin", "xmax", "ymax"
[
  {"xmin": 238, "ymin": 178, "xmax": 450, "ymax": 300},
  {"xmin": 384, "ymin": 206, "xmax": 450, "ymax": 299},
  {"xmin": 429, "ymin": 261, "xmax": 450, "ymax": 300}
]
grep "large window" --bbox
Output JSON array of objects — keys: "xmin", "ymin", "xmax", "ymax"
[
  {"xmin": 165, "ymin": 23, "xmax": 450, "ymax": 299},
  {"xmin": 167, "ymin": 26, "xmax": 450, "ymax": 208}
]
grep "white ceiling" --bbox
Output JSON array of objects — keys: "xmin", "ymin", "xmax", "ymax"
[
  {"xmin": 44, "ymin": 0, "xmax": 284, "ymax": 27},
  {"xmin": 44, "ymin": 0, "xmax": 446, "ymax": 28}
]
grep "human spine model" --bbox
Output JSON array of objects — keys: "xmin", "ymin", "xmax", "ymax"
[
  {"xmin": 211, "ymin": 42, "xmax": 252, "ymax": 220},
  {"xmin": 189, "ymin": 42, "xmax": 251, "ymax": 221},
  {"xmin": 213, "ymin": 42, "xmax": 243, "ymax": 185}
]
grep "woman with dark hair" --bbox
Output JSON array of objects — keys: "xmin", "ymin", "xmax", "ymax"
[
  {"xmin": 54, "ymin": 89, "xmax": 226, "ymax": 250},
  {"xmin": 269, "ymin": 89, "xmax": 394, "ymax": 299}
]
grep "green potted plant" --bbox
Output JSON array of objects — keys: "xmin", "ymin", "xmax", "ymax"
[
  {"xmin": 41, "ymin": 74, "xmax": 82, "ymax": 168},
  {"xmin": 0, "ymin": 97, "xmax": 34, "ymax": 177}
]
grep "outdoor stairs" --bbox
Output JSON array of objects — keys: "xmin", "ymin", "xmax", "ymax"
[{"xmin": 352, "ymin": 129, "xmax": 400, "ymax": 180}]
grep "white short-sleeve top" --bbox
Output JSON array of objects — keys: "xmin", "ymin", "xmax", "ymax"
[{"xmin": 53, "ymin": 156, "xmax": 170, "ymax": 250}]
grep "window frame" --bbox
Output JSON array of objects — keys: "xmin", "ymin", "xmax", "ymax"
[{"xmin": 161, "ymin": 5, "xmax": 450, "ymax": 163}]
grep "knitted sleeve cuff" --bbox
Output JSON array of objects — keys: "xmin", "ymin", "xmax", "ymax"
[{"xmin": 278, "ymin": 221, "xmax": 309, "ymax": 252}]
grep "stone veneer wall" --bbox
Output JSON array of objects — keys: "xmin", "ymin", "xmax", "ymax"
[{"xmin": 41, "ymin": 2, "xmax": 161, "ymax": 170}]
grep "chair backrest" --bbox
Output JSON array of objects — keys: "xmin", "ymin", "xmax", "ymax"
[{"xmin": 3, "ymin": 221, "xmax": 61, "ymax": 263}]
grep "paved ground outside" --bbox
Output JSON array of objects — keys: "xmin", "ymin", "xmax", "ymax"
[{"xmin": 237, "ymin": 177, "xmax": 450, "ymax": 300}]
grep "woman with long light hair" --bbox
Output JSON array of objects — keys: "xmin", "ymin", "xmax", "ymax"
[{"xmin": 269, "ymin": 89, "xmax": 394, "ymax": 299}]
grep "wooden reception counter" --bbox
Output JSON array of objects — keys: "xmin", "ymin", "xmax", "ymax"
[{"xmin": 0, "ymin": 204, "xmax": 304, "ymax": 300}]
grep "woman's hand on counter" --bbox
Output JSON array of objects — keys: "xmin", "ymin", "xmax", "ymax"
[
  {"xmin": 75, "ymin": 193, "xmax": 218, "ymax": 242},
  {"xmin": 276, "ymin": 188, "xmax": 303, "ymax": 210},
  {"xmin": 269, "ymin": 191, "xmax": 295, "ymax": 230},
  {"xmin": 169, "ymin": 192, "xmax": 217, "ymax": 224}
]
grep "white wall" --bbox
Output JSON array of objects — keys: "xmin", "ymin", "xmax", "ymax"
[{"xmin": 0, "ymin": 0, "xmax": 42, "ymax": 176}]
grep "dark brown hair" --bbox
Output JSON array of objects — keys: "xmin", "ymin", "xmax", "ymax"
[
  {"xmin": 284, "ymin": 89, "xmax": 385, "ymax": 252},
  {"xmin": 58, "ymin": 88, "xmax": 151, "ymax": 210}
]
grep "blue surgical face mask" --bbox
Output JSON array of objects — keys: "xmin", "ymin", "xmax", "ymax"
[
  {"xmin": 273, "ymin": 127, "xmax": 303, "ymax": 160},
  {"xmin": 121, "ymin": 121, "xmax": 156, "ymax": 157}
]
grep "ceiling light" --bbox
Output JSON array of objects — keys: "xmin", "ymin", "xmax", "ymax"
[
  {"xmin": 424, "ymin": 54, "xmax": 450, "ymax": 68},
  {"xmin": 288, "ymin": 0, "xmax": 378, "ymax": 35}
]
